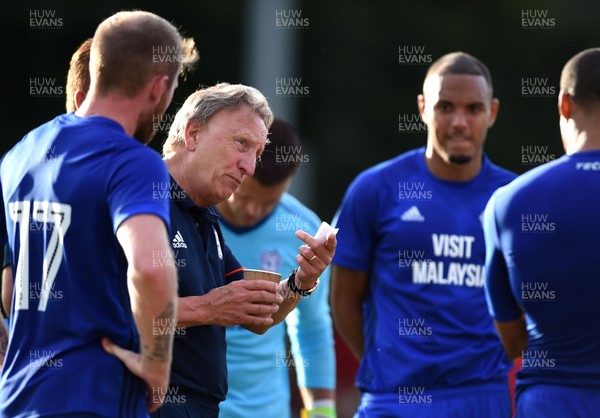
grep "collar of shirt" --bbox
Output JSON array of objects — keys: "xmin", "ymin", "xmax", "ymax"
[{"xmin": 169, "ymin": 177, "xmax": 219, "ymax": 223}]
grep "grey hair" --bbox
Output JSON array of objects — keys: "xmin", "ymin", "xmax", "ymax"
[{"xmin": 163, "ymin": 82, "xmax": 273, "ymax": 156}]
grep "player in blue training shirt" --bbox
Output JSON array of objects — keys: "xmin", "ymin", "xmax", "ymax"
[
  {"xmin": 332, "ymin": 52, "xmax": 516, "ymax": 418},
  {"xmin": 484, "ymin": 48, "xmax": 600, "ymax": 417},
  {"xmin": 0, "ymin": 11, "xmax": 198, "ymax": 417},
  {"xmin": 217, "ymin": 119, "xmax": 336, "ymax": 418},
  {"xmin": 154, "ymin": 85, "xmax": 337, "ymax": 418}
]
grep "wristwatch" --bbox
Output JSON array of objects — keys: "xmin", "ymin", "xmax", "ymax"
[{"xmin": 287, "ymin": 268, "xmax": 319, "ymax": 297}]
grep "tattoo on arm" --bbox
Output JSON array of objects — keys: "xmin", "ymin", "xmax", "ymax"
[{"xmin": 147, "ymin": 302, "xmax": 175, "ymax": 362}]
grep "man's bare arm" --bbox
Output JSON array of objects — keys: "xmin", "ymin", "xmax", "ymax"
[
  {"xmin": 244, "ymin": 230, "xmax": 337, "ymax": 335},
  {"xmin": 331, "ymin": 264, "xmax": 369, "ymax": 360},
  {"xmin": 494, "ymin": 315, "xmax": 528, "ymax": 360},
  {"xmin": 177, "ymin": 230, "xmax": 337, "ymax": 334},
  {"xmin": 104, "ymin": 214, "xmax": 178, "ymax": 413},
  {"xmin": 176, "ymin": 279, "xmax": 281, "ymax": 328},
  {"xmin": 2, "ymin": 265, "xmax": 13, "ymax": 316}
]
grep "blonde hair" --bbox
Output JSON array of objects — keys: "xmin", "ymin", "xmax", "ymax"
[{"xmin": 66, "ymin": 38, "xmax": 92, "ymax": 113}]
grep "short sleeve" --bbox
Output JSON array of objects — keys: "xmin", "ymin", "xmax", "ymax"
[
  {"xmin": 223, "ymin": 242, "xmax": 243, "ymax": 284},
  {"xmin": 211, "ymin": 218, "xmax": 243, "ymax": 283},
  {"xmin": 107, "ymin": 147, "xmax": 171, "ymax": 234},
  {"xmin": 332, "ymin": 172, "xmax": 377, "ymax": 272},
  {"xmin": 483, "ymin": 190, "xmax": 523, "ymax": 322},
  {"xmin": 3, "ymin": 244, "xmax": 11, "ymax": 269}
]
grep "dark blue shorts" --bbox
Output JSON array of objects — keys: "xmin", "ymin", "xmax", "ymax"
[
  {"xmin": 151, "ymin": 403, "xmax": 214, "ymax": 418},
  {"xmin": 354, "ymin": 382, "xmax": 510, "ymax": 418},
  {"xmin": 150, "ymin": 388, "xmax": 218, "ymax": 418},
  {"xmin": 516, "ymin": 384, "xmax": 600, "ymax": 418}
]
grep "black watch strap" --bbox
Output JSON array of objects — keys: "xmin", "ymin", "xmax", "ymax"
[{"xmin": 287, "ymin": 268, "xmax": 319, "ymax": 297}]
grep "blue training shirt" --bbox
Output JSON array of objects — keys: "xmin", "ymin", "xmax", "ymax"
[
  {"xmin": 484, "ymin": 150, "xmax": 600, "ymax": 393},
  {"xmin": 0, "ymin": 113, "xmax": 171, "ymax": 418},
  {"xmin": 2, "ymin": 245, "xmax": 10, "ymax": 270},
  {"xmin": 164, "ymin": 180, "xmax": 244, "ymax": 416},
  {"xmin": 218, "ymin": 193, "xmax": 335, "ymax": 418},
  {"xmin": 333, "ymin": 147, "xmax": 515, "ymax": 395}
]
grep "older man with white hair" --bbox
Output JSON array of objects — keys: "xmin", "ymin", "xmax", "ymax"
[{"xmin": 153, "ymin": 83, "xmax": 337, "ymax": 418}]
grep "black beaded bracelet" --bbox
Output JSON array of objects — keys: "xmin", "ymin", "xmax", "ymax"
[{"xmin": 287, "ymin": 268, "xmax": 319, "ymax": 297}]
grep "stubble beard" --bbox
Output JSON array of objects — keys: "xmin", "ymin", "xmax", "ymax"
[
  {"xmin": 448, "ymin": 154, "xmax": 472, "ymax": 165},
  {"xmin": 133, "ymin": 90, "xmax": 171, "ymax": 145},
  {"xmin": 132, "ymin": 111, "xmax": 155, "ymax": 145}
]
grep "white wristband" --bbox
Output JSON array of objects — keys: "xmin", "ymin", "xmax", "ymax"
[{"xmin": 312, "ymin": 399, "xmax": 336, "ymax": 409}]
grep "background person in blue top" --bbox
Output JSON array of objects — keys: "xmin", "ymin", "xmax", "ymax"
[
  {"xmin": 331, "ymin": 52, "xmax": 516, "ymax": 418},
  {"xmin": 483, "ymin": 48, "xmax": 600, "ymax": 418},
  {"xmin": 0, "ymin": 11, "xmax": 198, "ymax": 417},
  {"xmin": 216, "ymin": 119, "xmax": 336, "ymax": 418},
  {"xmin": 153, "ymin": 84, "xmax": 337, "ymax": 418}
]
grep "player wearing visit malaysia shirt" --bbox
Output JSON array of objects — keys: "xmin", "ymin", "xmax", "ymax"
[{"xmin": 332, "ymin": 52, "xmax": 516, "ymax": 418}]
